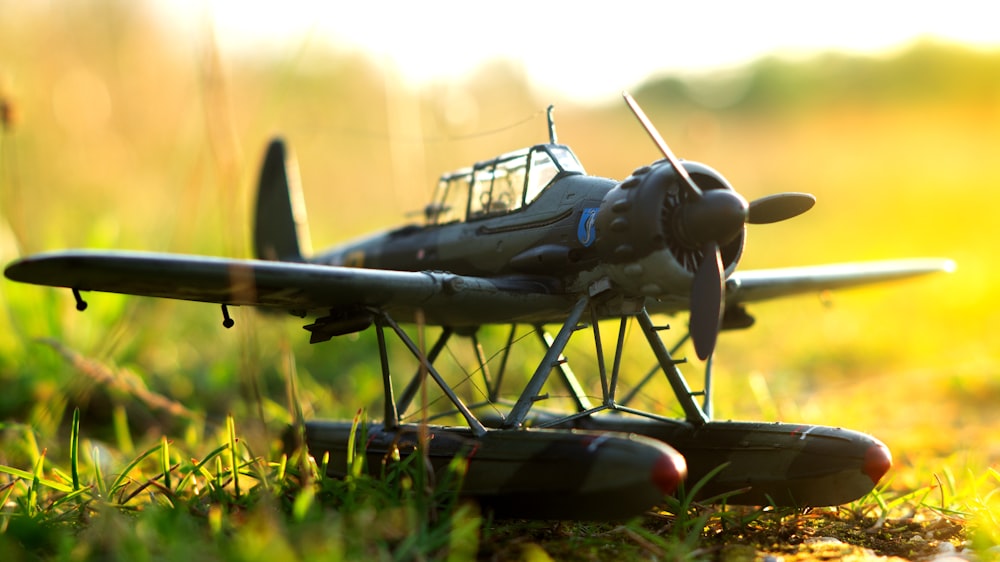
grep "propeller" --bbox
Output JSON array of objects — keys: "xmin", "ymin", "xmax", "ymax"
[
  {"xmin": 747, "ymin": 192, "xmax": 816, "ymax": 224},
  {"xmin": 622, "ymin": 92, "xmax": 815, "ymax": 360}
]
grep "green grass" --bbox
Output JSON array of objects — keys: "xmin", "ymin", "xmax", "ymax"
[
  {"xmin": 0, "ymin": 406, "xmax": 485, "ymax": 561},
  {"xmin": 0, "ymin": 389, "xmax": 993, "ymax": 560}
]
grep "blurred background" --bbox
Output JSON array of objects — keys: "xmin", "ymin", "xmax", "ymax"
[{"xmin": 1, "ymin": 0, "xmax": 998, "ymax": 487}]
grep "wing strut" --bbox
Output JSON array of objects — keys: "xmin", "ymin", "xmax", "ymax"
[
  {"xmin": 488, "ymin": 325, "xmax": 519, "ymax": 402},
  {"xmin": 534, "ymin": 326, "xmax": 593, "ymax": 413},
  {"xmin": 618, "ymin": 332, "xmax": 690, "ymax": 407},
  {"xmin": 490, "ymin": 299, "xmax": 712, "ymax": 429},
  {"xmin": 375, "ymin": 315, "xmax": 400, "ymax": 429},
  {"xmin": 377, "ymin": 312, "xmax": 487, "ymax": 436},
  {"xmin": 637, "ymin": 311, "xmax": 709, "ymax": 425},
  {"xmin": 395, "ymin": 327, "xmax": 454, "ymax": 416},
  {"xmin": 504, "ymin": 296, "xmax": 590, "ymax": 428}
]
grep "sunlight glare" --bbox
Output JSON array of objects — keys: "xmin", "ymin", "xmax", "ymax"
[{"xmin": 153, "ymin": 0, "xmax": 1000, "ymax": 102}]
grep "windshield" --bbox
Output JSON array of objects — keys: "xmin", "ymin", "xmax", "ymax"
[
  {"xmin": 524, "ymin": 145, "xmax": 584, "ymax": 205},
  {"xmin": 428, "ymin": 144, "xmax": 585, "ymax": 224},
  {"xmin": 548, "ymin": 145, "xmax": 585, "ymax": 174},
  {"xmin": 429, "ymin": 169, "xmax": 471, "ymax": 225}
]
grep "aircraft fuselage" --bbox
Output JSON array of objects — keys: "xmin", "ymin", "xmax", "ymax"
[{"xmin": 313, "ymin": 143, "xmax": 745, "ymax": 322}]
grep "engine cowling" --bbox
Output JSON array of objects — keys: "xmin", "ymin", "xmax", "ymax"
[{"xmin": 594, "ymin": 160, "xmax": 745, "ymax": 298}]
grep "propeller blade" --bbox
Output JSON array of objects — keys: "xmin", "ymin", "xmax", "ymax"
[
  {"xmin": 689, "ymin": 243, "xmax": 725, "ymax": 361},
  {"xmin": 747, "ymin": 192, "xmax": 816, "ymax": 224},
  {"xmin": 622, "ymin": 92, "xmax": 703, "ymax": 199}
]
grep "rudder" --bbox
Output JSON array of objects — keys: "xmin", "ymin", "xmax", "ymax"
[{"xmin": 254, "ymin": 138, "xmax": 312, "ymax": 261}]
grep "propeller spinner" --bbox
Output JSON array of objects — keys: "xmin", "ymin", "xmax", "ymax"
[{"xmin": 622, "ymin": 92, "xmax": 815, "ymax": 360}]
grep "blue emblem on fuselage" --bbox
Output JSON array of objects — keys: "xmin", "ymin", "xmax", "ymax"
[{"xmin": 577, "ymin": 207, "xmax": 599, "ymax": 247}]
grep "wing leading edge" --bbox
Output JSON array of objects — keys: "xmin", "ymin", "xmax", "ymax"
[
  {"xmin": 3, "ymin": 250, "xmax": 575, "ymax": 327},
  {"xmin": 724, "ymin": 258, "xmax": 956, "ymax": 306}
]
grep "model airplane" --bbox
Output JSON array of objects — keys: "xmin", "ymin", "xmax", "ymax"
[{"xmin": 4, "ymin": 93, "xmax": 952, "ymax": 520}]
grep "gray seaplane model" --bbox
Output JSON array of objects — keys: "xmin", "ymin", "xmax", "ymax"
[{"xmin": 5, "ymin": 94, "xmax": 952, "ymax": 520}]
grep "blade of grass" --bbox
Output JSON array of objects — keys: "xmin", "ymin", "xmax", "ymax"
[
  {"xmin": 161, "ymin": 436, "xmax": 172, "ymax": 493},
  {"xmin": 47, "ymin": 486, "xmax": 92, "ymax": 512},
  {"xmin": 227, "ymin": 414, "xmax": 240, "ymax": 499},
  {"xmin": 70, "ymin": 407, "xmax": 81, "ymax": 491},
  {"xmin": 239, "ymin": 439, "xmax": 268, "ymax": 493},
  {"xmin": 27, "ymin": 449, "xmax": 46, "ymax": 518},
  {"xmin": 275, "ymin": 453, "xmax": 288, "ymax": 483},
  {"xmin": 119, "ymin": 465, "xmax": 180, "ymax": 508},
  {"xmin": 108, "ymin": 441, "xmax": 167, "ymax": 498},
  {"xmin": 0, "ymin": 480, "xmax": 17, "ymax": 529},
  {"xmin": 112, "ymin": 405, "xmax": 134, "ymax": 457},
  {"xmin": 175, "ymin": 443, "xmax": 230, "ymax": 495},
  {"xmin": 215, "ymin": 455, "xmax": 224, "ymax": 493},
  {"xmin": 346, "ymin": 409, "xmax": 364, "ymax": 480},
  {"xmin": 92, "ymin": 445, "xmax": 107, "ymax": 498},
  {"xmin": 0, "ymin": 464, "xmax": 73, "ymax": 493}
]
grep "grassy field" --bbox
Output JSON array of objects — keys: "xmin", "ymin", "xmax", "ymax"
[{"xmin": 2, "ymin": 3, "xmax": 1000, "ymax": 560}]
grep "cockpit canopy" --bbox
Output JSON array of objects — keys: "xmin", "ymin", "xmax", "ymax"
[{"xmin": 428, "ymin": 144, "xmax": 584, "ymax": 225}]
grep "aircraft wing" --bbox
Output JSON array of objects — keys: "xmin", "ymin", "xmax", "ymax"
[
  {"xmin": 724, "ymin": 258, "xmax": 955, "ymax": 306},
  {"xmin": 3, "ymin": 250, "xmax": 576, "ymax": 327},
  {"xmin": 4, "ymin": 251, "xmax": 954, "ymax": 326}
]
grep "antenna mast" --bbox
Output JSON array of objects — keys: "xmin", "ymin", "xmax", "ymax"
[{"xmin": 546, "ymin": 105, "xmax": 557, "ymax": 144}]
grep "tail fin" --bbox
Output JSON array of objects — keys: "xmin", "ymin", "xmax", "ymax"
[{"xmin": 254, "ymin": 138, "xmax": 312, "ymax": 261}]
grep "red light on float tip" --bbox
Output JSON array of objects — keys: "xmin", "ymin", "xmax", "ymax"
[
  {"xmin": 863, "ymin": 443, "xmax": 892, "ymax": 484},
  {"xmin": 651, "ymin": 451, "xmax": 687, "ymax": 494}
]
